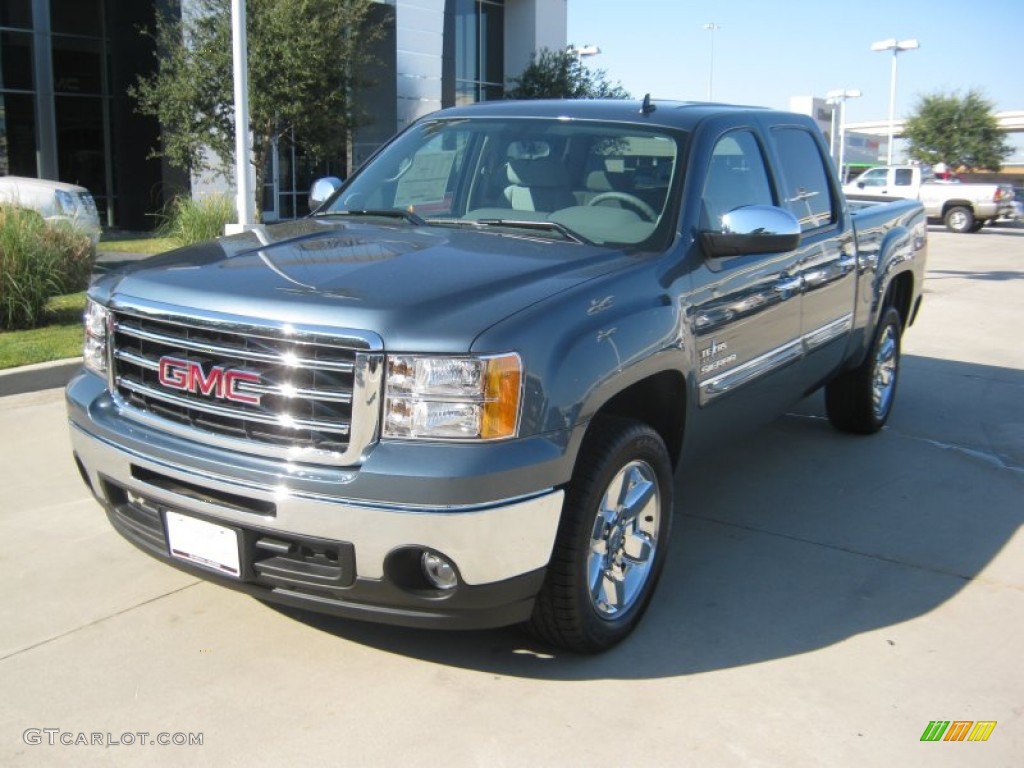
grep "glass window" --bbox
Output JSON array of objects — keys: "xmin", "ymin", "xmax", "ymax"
[
  {"xmin": 701, "ymin": 130, "xmax": 774, "ymax": 230},
  {"xmin": 772, "ymin": 127, "xmax": 836, "ymax": 231},
  {"xmin": 455, "ymin": 82, "xmax": 477, "ymax": 107},
  {"xmin": 454, "ymin": 1, "xmax": 504, "ymax": 102},
  {"xmin": 893, "ymin": 168, "xmax": 914, "ymax": 186},
  {"xmin": 0, "ymin": 1, "xmax": 32, "ymax": 29},
  {"xmin": 454, "ymin": 0, "xmax": 478, "ymax": 82},
  {"xmin": 856, "ymin": 169, "xmax": 887, "ymax": 187},
  {"xmin": 52, "ymin": 36, "xmax": 103, "ymax": 95},
  {"xmin": 0, "ymin": 92, "xmax": 37, "ymax": 176},
  {"xmin": 50, "ymin": 0, "xmax": 103, "ymax": 37},
  {"xmin": 327, "ymin": 118, "xmax": 684, "ymax": 248},
  {"xmin": 0, "ymin": 31, "xmax": 34, "ymax": 91},
  {"xmin": 55, "ymin": 95, "xmax": 105, "ymax": 198},
  {"xmin": 480, "ymin": 0, "xmax": 503, "ymax": 90}
]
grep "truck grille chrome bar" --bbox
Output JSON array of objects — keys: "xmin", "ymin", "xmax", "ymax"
[{"xmin": 108, "ymin": 304, "xmax": 382, "ymax": 466}]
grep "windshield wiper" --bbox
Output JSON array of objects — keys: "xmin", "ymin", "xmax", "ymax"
[
  {"xmin": 315, "ymin": 209, "xmax": 426, "ymax": 226},
  {"xmin": 434, "ymin": 217, "xmax": 591, "ymax": 245}
]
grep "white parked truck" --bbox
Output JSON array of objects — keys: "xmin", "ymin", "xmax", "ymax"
[{"xmin": 843, "ymin": 165, "xmax": 1015, "ymax": 233}]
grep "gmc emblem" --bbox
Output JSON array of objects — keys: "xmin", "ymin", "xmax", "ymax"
[{"xmin": 158, "ymin": 356, "xmax": 263, "ymax": 406}]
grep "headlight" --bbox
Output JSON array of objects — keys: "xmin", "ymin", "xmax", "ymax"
[
  {"xmin": 83, "ymin": 299, "xmax": 110, "ymax": 376},
  {"xmin": 384, "ymin": 353, "xmax": 522, "ymax": 440}
]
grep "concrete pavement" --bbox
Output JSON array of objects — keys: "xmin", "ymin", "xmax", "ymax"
[{"xmin": 0, "ymin": 227, "xmax": 1021, "ymax": 766}]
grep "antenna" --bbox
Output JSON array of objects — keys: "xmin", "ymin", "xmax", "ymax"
[{"xmin": 640, "ymin": 93, "xmax": 656, "ymax": 115}]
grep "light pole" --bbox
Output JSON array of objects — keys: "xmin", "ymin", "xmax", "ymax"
[
  {"xmin": 566, "ymin": 45, "xmax": 600, "ymax": 96},
  {"xmin": 704, "ymin": 23, "xmax": 720, "ymax": 101},
  {"xmin": 228, "ymin": 0, "xmax": 254, "ymax": 233},
  {"xmin": 566, "ymin": 44, "xmax": 601, "ymax": 65},
  {"xmin": 871, "ymin": 38, "xmax": 919, "ymax": 165},
  {"xmin": 826, "ymin": 88, "xmax": 862, "ymax": 183}
]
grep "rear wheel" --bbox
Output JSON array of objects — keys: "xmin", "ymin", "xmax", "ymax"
[
  {"xmin": 530, "ymin": 417, "xmax": 673, "ymax": 653},
  {"xmin": 944, "ymin": 205, "xmax": 974, "ymax": 233},
  {"xmin": 825, "ymin": 306, "xmax": 902, "ymax": 434}
]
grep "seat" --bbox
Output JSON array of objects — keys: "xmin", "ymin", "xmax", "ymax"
[{"xmin": 503, "ymin": 158, "xmax": 576, "ymax": 213}]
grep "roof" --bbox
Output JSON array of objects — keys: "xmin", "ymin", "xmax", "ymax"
[
  {"xmin": 431, "ymin": 98, "xmax": 775, "ymax": 131},
  {"xmin": 0, "ymin": 175, "xmax": 90, "ymax": 194}
]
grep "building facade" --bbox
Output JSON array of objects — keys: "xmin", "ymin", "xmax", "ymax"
[{"xmin": 0, "ymin": 0, "xmax": 566, "ymax": 229}]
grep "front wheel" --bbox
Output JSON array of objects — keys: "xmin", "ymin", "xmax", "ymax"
[
  {"xmin": 529, "ymin": 417, "xmax": 673, "ymax": 653},
  {"xmin": 944, "ymin": 205, "xmax": 975, "ymax": 233},
  {"xmin": 825, "ymin": 306, "xmax": 902, "ymax": 434}
]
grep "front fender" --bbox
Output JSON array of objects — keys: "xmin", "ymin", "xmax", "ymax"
[{"xmin": 473, "ymin": 258, "xmax": 689, "ymax": 476}]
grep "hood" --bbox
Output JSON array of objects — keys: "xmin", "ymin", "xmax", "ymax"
[{"xmin": 100, "ymin": 218, "xmax": 636, "ymax": 351}]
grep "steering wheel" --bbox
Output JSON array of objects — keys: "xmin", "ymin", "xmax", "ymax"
[{"xmin": 587, "ymin": 191, "xmax": 658, "ymax": 221}]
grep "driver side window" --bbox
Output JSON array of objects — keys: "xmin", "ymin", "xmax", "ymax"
[{"xmin": 701, "ymin": 131, "xmax": 774, "ymax": 230}]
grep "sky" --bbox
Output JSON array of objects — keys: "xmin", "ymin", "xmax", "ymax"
[{"xmin": 567, "ymin": 0, "xmax": 1023, "ymax": 159}]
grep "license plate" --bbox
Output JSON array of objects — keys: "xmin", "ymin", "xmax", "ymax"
[{"xmin": 165, "ymin": 511, "xmax": 241, "ymax": 578}]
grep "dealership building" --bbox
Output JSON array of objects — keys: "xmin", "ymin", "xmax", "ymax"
[{"xmin": 0, "ymin": 0, "xmax": 567, "ymax": 230}]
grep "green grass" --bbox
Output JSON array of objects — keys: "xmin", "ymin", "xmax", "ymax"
[
  {"xmin": 0, "ymin": 292, "xmax": 86, "ymax": 370},
  {"xmin": 0, "ymin": 236, "xmax": 179, "ymax": 370},
  {"xmin": 98, "ymin": 236, "xmax": 178, "ymax": 255}
]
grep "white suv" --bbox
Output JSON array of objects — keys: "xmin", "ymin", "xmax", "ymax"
[{"xmin": 0, "ymin": 176, "xmax": 101, "ymax": 246}]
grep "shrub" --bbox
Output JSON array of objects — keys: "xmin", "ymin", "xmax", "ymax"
[
  {"xmin": 156, "ymin": 194, "xmax": 235, "ymax": 246},
  {"xmin": 41, "ymin": 223, "xmax": 95, "ymax": 294},
  {"xmin": 0, "ymin": 205, "xmax": 94, "ymax": 330}
]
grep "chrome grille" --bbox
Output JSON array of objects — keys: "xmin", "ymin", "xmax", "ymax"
[{"xmin": 109, "ymin": 306, "xmax": 382, "ymax": 466}]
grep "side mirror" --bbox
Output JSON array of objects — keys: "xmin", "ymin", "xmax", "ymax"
[
  {"xmin": 857, "ymin": 181, "xmax": 866, "ymax": 189},
  {"xmin": 701, "ymin": 205, "xmax": 801, "ymax": 258},
  {"xmin": 309, "ymin": 177, "xmax": 344, "ymax": 212}
]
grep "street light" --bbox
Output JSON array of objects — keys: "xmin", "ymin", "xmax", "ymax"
[
  {"xmin": 566, "ymin": 44, "xmax": 601, "ymax": 64},
  {"xmin": 871, "ymin": 38, "xmax": 919, "ymax": 164},
  {"xmin": 704, "ymin": 23, "xmax": 720, "ymax": 101},
  {"xmin": 826, "ymin": 88, "xmax": 862, "ymax": 183}
]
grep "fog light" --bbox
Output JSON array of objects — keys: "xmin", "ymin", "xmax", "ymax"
[{"xmin": 421, "ymin": 551, "xmax": 458, "ymax": 590}]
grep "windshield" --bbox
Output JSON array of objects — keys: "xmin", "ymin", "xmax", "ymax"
[{"xmin": 323, "ymin": 117, "xmax": 686, "ymax": 248}]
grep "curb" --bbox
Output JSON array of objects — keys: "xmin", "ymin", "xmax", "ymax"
[{"xmin": 0, "ymin": 357, "xmax": 81, "ymax": 397}]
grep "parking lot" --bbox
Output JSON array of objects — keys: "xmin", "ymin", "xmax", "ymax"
[{"xmin": 1, "ymin": 225, "xmax": 1021, "ymax": 767}]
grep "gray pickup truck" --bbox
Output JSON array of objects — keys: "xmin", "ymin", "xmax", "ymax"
[{"xmin": 67, "ymin": 99, "xmax": 927, "ymax": 652}]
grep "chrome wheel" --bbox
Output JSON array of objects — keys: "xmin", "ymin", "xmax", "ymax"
[
  {"xmin": 530, "ymin": 417, "xmax": 673, "ymax": 652},
  {"xmin": 945, "ymin": 206, "xmax": 974, "ymax": 233},
  {"xmin": 587, "ymin": 459, "xmax": 661, "ymax": 618},
  {"xmin": 872, "ymin": 323, "xmax": 898, "ymax": 420},
  {"xmin": 825, "ymin": 306, "xmax": 902, "ymax": 435}
]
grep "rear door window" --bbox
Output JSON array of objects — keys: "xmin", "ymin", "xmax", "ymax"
[{"xmin": 772, "ymin": 127, "xmax": 837, "ymax": 232}]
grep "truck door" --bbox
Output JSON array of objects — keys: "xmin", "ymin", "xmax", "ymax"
[
  {"xmin": 852, "ymin": 167, "xmax": 890, "ymax": 195},
  {"xmin": 692, "ymin": 129, "xmax": 804, "ymax": 411},
  {"xmin": 888, "ymin": 167, "xmax": 917, "ymax": 198},
  {"xmin": 770, "ymin": 125, "xmax": 856, "ymax": 384}
]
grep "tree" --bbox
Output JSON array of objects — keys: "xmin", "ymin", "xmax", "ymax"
[
  {"xmin": 903, "ymin": 89, "xmax": 1012, "ymax": 172},
  {"xmin": 506, "ymin": 48, "xmax": 630, "ymax": 100},
  {"xmin": 131, "ymin": 0, "xmax": 382, "ymax": 218}
]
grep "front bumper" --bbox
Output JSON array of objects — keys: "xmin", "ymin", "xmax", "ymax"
[{"xmin": 67, "ymin": 372, "xmax": 566, "ymax": 630}]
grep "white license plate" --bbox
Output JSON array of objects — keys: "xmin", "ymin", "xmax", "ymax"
[{"xmin": 165, "ymin": 512, "xmax": 241, "ymax": 578}]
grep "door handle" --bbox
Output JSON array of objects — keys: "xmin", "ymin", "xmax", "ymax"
[{"xmin": 775, "ymin": 277, "xmax": 803, "ymax": 294}]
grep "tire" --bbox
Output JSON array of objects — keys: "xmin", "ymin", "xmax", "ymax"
[
  {"xmin": 825, "ymin": 306, "xmax": 902, "ymax": 434},
  {"xmin": 529, "ymin": 417, "xmax": 673, "ymax": 653},
  {"xmin": 944, "ymin": 205, "xmax": 974, "ymax": 233},
  {"xmin": 968, "ymin": 221, "xmax": 985, "ymax": 232}
]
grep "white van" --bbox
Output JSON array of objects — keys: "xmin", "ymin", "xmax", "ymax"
[{"xmin": 0, "ymin": 176, "xmax": 101, "ymax": 246}]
